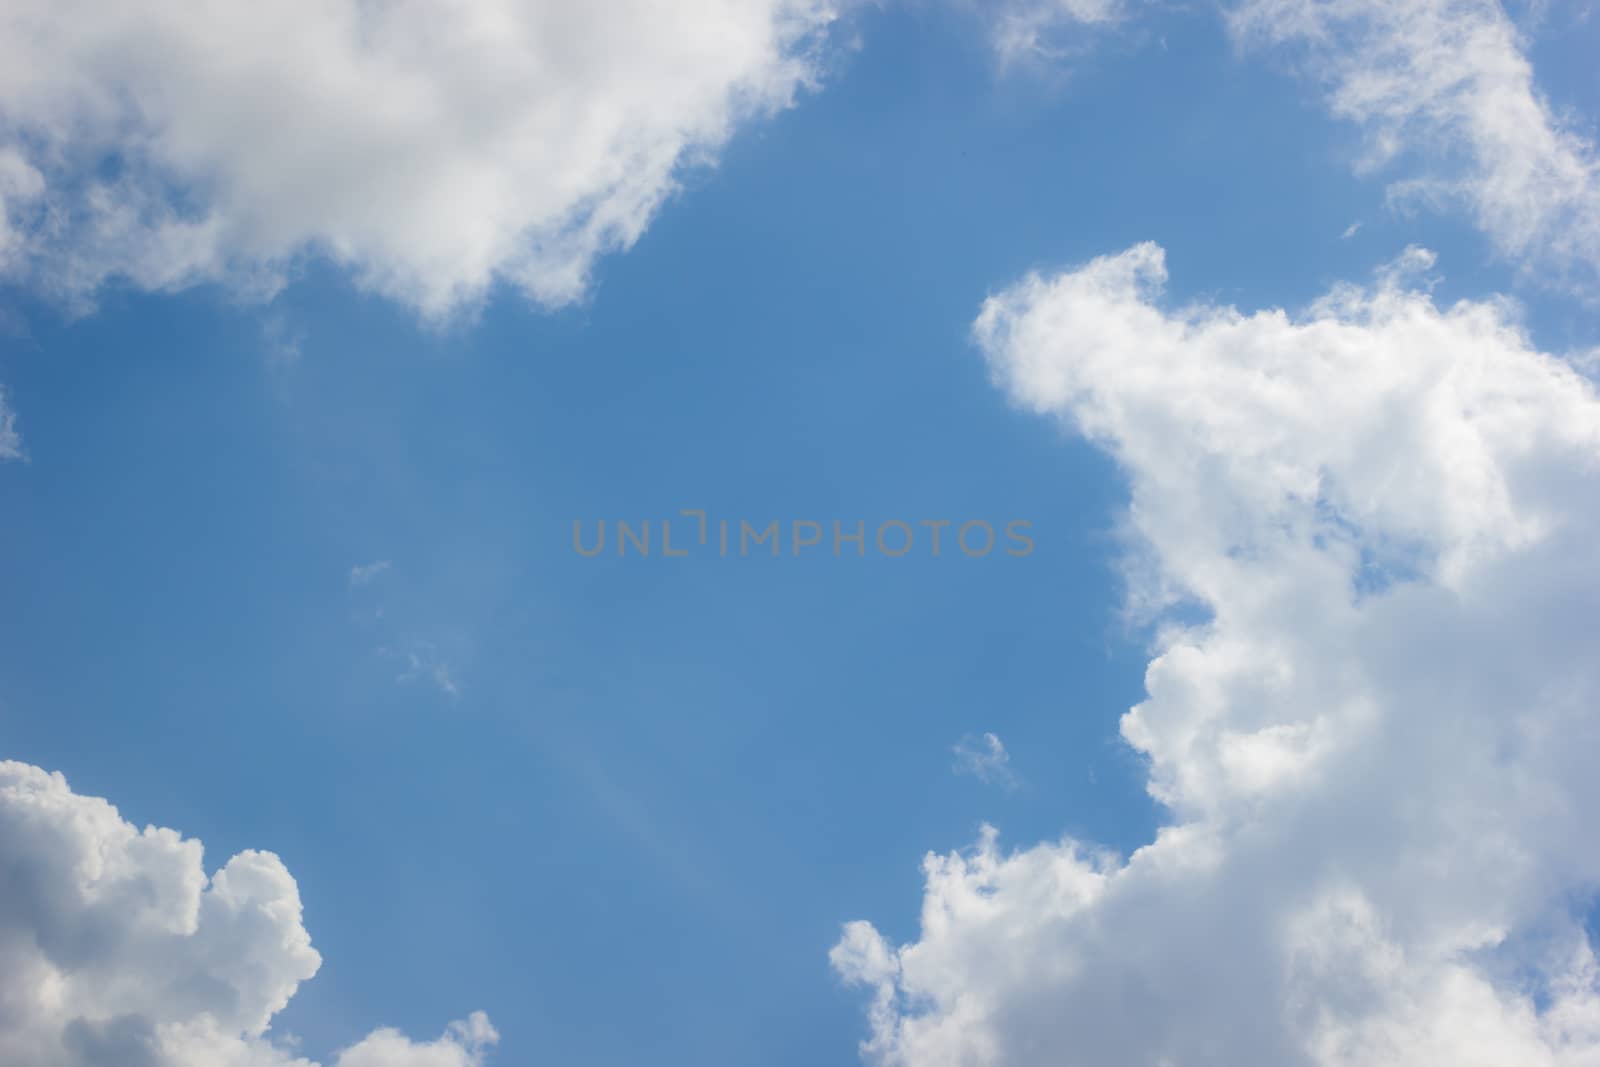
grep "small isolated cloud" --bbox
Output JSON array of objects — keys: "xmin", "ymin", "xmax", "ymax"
[
  {"xmin": 0, "ymin": 385, "xmax": 21, "ymax": 460},
  {"xmin": 1374, "ymin": 242, "xmax": 1439, "ymax": 289},
  {"xmin": 1341, "ymin": 221, "xmax": 1363, "ymax": 239},
  {"xmin": 0, "ymin": 759, "xmax": 496, "ymax": 1066},
  {"xmin": 952, "ymin": 732, "xmax": 1018, "ymax": 788},
  {"xmin": 261, "ymin": 313, "xmax": 304, "ymax": 366},
  {"xmin": 833, "ymin": 243, "xmax": 1600, "ymax": 1065},
  {"xmin": 352, "ymin": 570, "xmax": 463, "ymax": 701},
  {"xmin": 347, "ymin": 560, "xmax": 391, "ymax": 587},
  {"xmin": 1232, "ymin": 0, "xmax": 1600, "ymax": 288},
  {"xmin": 395, "ymin": 644, "xmax": 459, "ymax": 700},
  {"xmin": 0, "ymin": 0, "xmax": 845, "ymax": 318},
  {"xmin": 989, "ymin": 0, "xmax": 1125, "ymax": 67}
]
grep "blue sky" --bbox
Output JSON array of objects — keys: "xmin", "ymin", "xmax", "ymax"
[{"xmin": 2, "ymin": 3, "xmax": 1600, "ymax": 1067}]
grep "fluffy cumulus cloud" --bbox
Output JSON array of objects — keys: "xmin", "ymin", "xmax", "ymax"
[
  {"xmin": 0, "ymin": 760, "xmax": 495, "ymax": 1067},
  {"xmin": 833, "ymin": 243, "xmax": 1600, "ymax": 1065},
  {"xmin": 1232, "ymin": 0, "xmax": 1600, "ymax": 286},
  {"xmin": 0, "ymin": 0, "xmax": 841, "ymax": 317}
]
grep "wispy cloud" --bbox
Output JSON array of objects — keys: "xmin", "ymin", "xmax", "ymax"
[
  {"xmin": 394, "ymin": 643, "xmax": 459, "ymax": 700},
  {"xmin": 952, "ymin": 732, "xmax": 1018, "ymax": 788},
  {"xmin": 350, "ymin": 563, "xmax": 464, "ymax": 701},
  {"xmin": 1233, "ymin": 0, "xmax": 1600, "ymax": 288},
  {"xmin": 989, "ymin": 0, "xmax": 1126, "ymax": 68},
  {"xmin": 0, "ymin": 386, "xmax": 23, "ymax": 461},
  {"xmin": 347, "ymin": 560, "xmax": 391, "ymax": 587}
]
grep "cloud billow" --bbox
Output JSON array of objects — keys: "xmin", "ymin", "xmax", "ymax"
[
  {"xmin": 0, "ymin": 0, "xmax": 842, "ymax": 318},
  {"xmin": 0, "ymin": 760, "xmax": 497, "ymax": 1067},
  {"xmin": 834, "ymin": 243, "xmax": 1600, "ymax": 1066}
]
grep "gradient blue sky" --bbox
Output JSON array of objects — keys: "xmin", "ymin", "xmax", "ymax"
[{"xmin": 2, "ymin": 3, "xmax": 1599, "ymax": 1067}]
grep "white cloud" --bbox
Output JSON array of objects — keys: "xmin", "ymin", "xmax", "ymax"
[
  {"xmin": 1232, "ymin": 0, "xmax": 1600, "ymax": 287},
  {"xmin": 348, "ymin": 561, "xmax": 391, "ymax": 588},
  {"xmin": 987, "ymin": 0, "xmax": 1126, "ymax": 66},
  {"xmin": 395, "ymin": 643, "xmax": 460, "ymax": 700},
  {"xmin": 952, "ymin": 733, "xmax": 1018, "ymax": 788},
  {"xmin": 0, "ymin": 385, "xmax": 20, "ymax": 460},
  {"xmin": 833, "ymin": 243, "xmax": 1600, "ymax": 1065},
  {"xmin": 334, "ymin": 1016, "xmax": 496, "ymax": 1067},
  {"xmin": 0, "ymin": 759, "xmax": 496, "ymax": 1067},
  {"xmin": 0, "ymin": 0, "xmax": 843, "ymax": 318}
]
